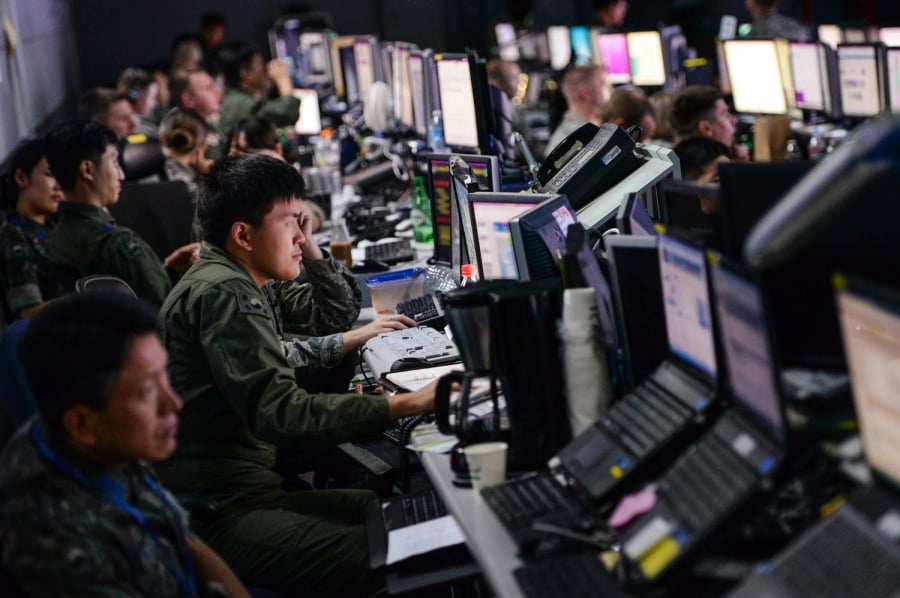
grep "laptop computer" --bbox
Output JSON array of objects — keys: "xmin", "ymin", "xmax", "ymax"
[
  {"xmin": 481, "ymin": 228, "xmax": 721, "ymax": 548},
  {"xmin": 620, "ymin": 252, "xmax": 789, "ymax": 584},
  {"xmin": 728, "ymin": 274, "xmax": 900, "ymax": 597}
]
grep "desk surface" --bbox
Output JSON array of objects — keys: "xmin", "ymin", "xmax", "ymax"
[{"xmin": 420, "ymin": 451, "xmax": 524, "ymax": 598}]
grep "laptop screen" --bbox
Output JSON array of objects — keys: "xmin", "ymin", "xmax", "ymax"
[
  {"xmin": 658, "ymin": 233, "xmax": 717, "ymax": 379},
  {"xmin": 710, "ymin": 260, "xmax": 786, "ymax": 441},
  {"xmin": 836, "ymin": 282, "xmax": 900, "ymax": 486}
]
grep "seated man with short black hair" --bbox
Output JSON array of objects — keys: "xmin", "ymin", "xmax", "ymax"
[
  {"xmin": 0, "ymin": 292, "xmax": 247, "ymax": 597},
  {"xmin": 673, "ymin": 136, "xmax": 730, "ymax": 214},
  {"xmin": 45, "ymin": 120, "xmax": 197, "ymax": 307},
  {"xmin": 160, "ymin": 153, "xmax": 436, "ymax": 595}
]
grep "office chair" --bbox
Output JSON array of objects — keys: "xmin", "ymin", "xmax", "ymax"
[
  {"xmin": 74, "ymin": 275, "xmax": 139, "ymax": 299},
  {"xmin": 108, "ymin": 180, "xmax": 195, "ymax": 260},
  {"xmin": 119, "ymin": 134, "xmax": 166, "ymax": 181}
]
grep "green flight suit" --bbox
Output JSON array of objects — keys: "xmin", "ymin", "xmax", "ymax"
[
  {"xmin": 46, "ymin": 202, "xmax": 171, "ymax": 307},
  {"xmin": 218, "ymin": 88, "xmax": 300, "ymax": 138},
  {"xmin": 159, "ymin": 243, "xmax": 388, "ymax": 596}
]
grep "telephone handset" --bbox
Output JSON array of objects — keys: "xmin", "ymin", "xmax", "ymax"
[
  {"xmin": 536, "ymin": 123, "xmax": 601, "ymax": 187},
  {"xmin": 537, "ymin": 122, "xmax": 641, "ymax": 212}
]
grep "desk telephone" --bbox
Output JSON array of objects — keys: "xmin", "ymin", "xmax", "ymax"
[{"xmin": 537, "ymin": 123, "xmax": 642, "ymax": 211}]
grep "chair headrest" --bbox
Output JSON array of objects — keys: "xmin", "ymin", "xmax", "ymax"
[{"xmin": 119, "ymin": 134, "xmax": 164, "ymax": 181}]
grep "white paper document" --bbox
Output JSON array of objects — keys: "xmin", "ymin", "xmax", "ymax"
[{"xmin": 385, "ymin": 515, "xmax": 466, "ymax": 565}]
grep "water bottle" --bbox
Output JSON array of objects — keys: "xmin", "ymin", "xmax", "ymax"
[
  {"xmin": 459, "ymin": 264, "xmax": 478, "ymax": 286},
  {"xmin": 429, "ymin": 109, "xmax": 447, "ymax": 151},
  {"xmin": 410, "ymin": 176, "xmax": 434, "ymax": 243}
]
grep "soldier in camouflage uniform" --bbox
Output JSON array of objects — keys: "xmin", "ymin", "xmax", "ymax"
[
  {"xmin": 159, "ymin": 154, "xmax": 436, "ymax": 596},
  {"xmin": 0, "ymin": 293, "xmax": 247, "ymax": 597},
  {"xmin": 44, "ymin": 120, "xmax": 197, "ymax": 307},
  {"xmin": 0, "ymin": 139, "xmax": 64, "ymax": 324}
]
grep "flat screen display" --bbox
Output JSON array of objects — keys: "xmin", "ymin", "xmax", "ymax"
[
  {"xmin": 658, "ymin": 233, "xmax": 717, "ymax": 379},
  {"xmin": 724, "ymin": 40, "xmax": 788, "ymax": 114}
]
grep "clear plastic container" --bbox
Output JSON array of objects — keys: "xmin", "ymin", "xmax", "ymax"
[{"xmin": 365, "ymin": 267, "xmax": 427, "ymax": 314}]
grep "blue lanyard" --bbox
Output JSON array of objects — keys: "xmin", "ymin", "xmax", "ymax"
[
  {"xmin": 10, "ymin": 215, "xmax": 47, "ymax": 241},
  {"xmin": 30, "ymin": 423, "xmax": 198, "ymax": 597}
]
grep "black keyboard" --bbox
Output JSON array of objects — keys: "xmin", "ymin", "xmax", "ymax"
[
  {"xmin": 768, "ymin": 511, "xmax": 900, "ymax": 597},
  {"xmin": 364, "ymin": 239, "xmax": 416, "ymax": 264},
  {"xmin": 395, "ymin": 293, "xmax": 445, "ymax": 328},
  {"xmin": 481, "ymin": 472, "xmax": 591, "ymax": 546},
  {"xmin": 514, "ymin": 550, "xmax": 625, "ymax": 598},
  {"xmin": 601, "ymin": 387, "xmax": 691, "ymax": 460},
  {"xmin": 658, "ymin": 435, "xmax": 756, "ymax": 533},
  {"xmin": 400, "ymin": 488, "xmax": 448, "ymax": 526},
  {"xmin": 382, "ymin": 413, "xmax": 433, "ymax": 445}
]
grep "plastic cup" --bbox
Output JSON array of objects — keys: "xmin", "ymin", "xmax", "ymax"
[
  {"xmin": 562, "ymin": 287, "xmax": 597, "ymax": 325},
  {"xmin": 463, "ymin": 442, "xmax": 508, "ymax": 490}
]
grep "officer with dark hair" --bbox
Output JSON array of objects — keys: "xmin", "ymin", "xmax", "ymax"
[
  {"xmin": 160, "ymin": 154, "xmax": 436, "ymax": 595},
  {"xmin": 44, "ymin": 120, "xmax": 197, "ymax": 307},
  {"xmin": 0, "ymin": 292, "xmax": 248, "ymax": 597}
]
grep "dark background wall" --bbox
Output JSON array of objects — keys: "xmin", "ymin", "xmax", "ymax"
[{"xmin": 72, "ymin": 0, "xmax": 897, "ymax": 89}]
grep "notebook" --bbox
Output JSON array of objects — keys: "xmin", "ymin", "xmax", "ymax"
[
  {"xmin": 620, "ymin": 253, "xmax": 789, "ymax": 583},
  {"xmin": 481, "ymin": 229, "xmax": 721, "ymax": 547}
]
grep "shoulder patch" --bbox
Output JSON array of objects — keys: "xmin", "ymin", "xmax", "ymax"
[{"xmin": 235, "ymin": 291, "xmax": 269, "ymax": 316}]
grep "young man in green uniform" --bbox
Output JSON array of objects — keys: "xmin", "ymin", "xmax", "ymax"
[
  {"xmin": 44, "ymin": 120, "xmax": 196, "ymax": 307},
  {"xmin": 160, "ymin": 153, "xmax": 436, "ymax": 595}
]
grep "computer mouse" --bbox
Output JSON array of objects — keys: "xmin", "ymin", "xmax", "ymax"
[{"xmin": 389, "ymin": 357, "xmax": 433, "ymax": 373}]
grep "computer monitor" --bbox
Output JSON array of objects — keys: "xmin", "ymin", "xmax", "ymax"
[
  {"xmin": 495, "ymin": 23, "xmax": 520, "ymax": 62},
  {"xmin": 510, "ymin": 194, "xmax": 618, "ymax": 347},
  {"xmin": 835, "ymin": 277, "xmax": 900, "ymax": 486},
  {"xmin": 789, "ymin": 42, "xmax": 829, "ymax": 112},
  {"xmin": 339, "ymin": 44, "xmax": 359, "ymax": 105},
  {"xmin": 887, "ymin": 48, "xmax": 900, "ymax": 113},
  {"xmin": 292, "ymin": 88, "xmax": 322, "ymax": 135},
  {"xmin": 818, "ymin": 24, "xmax": 842, "ymax": 49},
  {"xmin": 570, "ymin": 26, "xmax": 593, "ymax": 66},
  {"xmin": 837, "ymin": 43, "xmax": 886, "ymax": 118},
  {"xmin": 616, "ymin": 192, "xmax": 656, "ymax": 236},
  {"xmin": 710, "ymin": 257, "xmax": 786, "ymax": 442},
  {"xmin": 392, "ymin": 45, "xmax": 413, "ymax": 128},
  {"xmin": 408, "ymin": 51, "xmax": 428, "ymax": 136},
  {"xmin": 723, "ymin": 40, "xmax": 788, "ymax": 114},
  {"xmin": 744, "ymin": 117, "xmax": 900, "ymax": 368},
  {"xmin": 435, "ymin": 53, "xmax": 485, "ymax": 152},
  {"xmin": 548, "ymin": 26, "xmax": 571, "ymax": 71},
  {"xmin": 717, "ymin": 161, "xmax": 813, "ymax": 260},
  {"xmin": 627, "ymin": 31, "xmax": 666, "ymax": 87},
  {"xmin": 329, "ymin": 35, "xmax": 356, "ymax": 101},
  {"xmin": 661, "ymin": 25, "xmax": 688, "ymax": 90},
  {"xmin": 426, "ymin": 153, "xmax": 501, "ymax": 267},
  {"xmin": 658, "ymin": 231, "xmax": 717, "ymax": 379},
  {"xmin": 596, "ymin": 33, "xmax": 631, "ymax": 84},
  {"xmin": 353, "ymin": 38, "xmax": 378, "ymax": 105},
  {"xmin": 468, "ymin": 192, "xmax": 547, "ymax": 280},
  {"xmin": 297, "ymin": 31, "xmax": 333, "ymax": 88},
  {"xmin": 606, "ymin": 235, "xmax": 667, "ymax": 389},
  {"xmin": 880, "ymin": 27, "xmax": 900, "ymax": 47}
]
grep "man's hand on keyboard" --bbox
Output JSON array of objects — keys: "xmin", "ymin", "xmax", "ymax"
[
  {"xmin": 387, "ymin": 378, "xmax": 442, "ymax": 420},
  {"xmin": 342, "ymin": 314, "xmax": 418, "ymax": 354}
]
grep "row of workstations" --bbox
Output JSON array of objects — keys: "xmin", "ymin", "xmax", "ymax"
[
  {"xmin": 720, "ymin": 37, "xmax": 900, "ymax": 124},
  {"xmin": 394, "ymin": 113, "xmax": 900, "ymax": 596}
]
